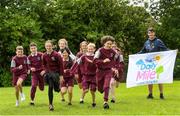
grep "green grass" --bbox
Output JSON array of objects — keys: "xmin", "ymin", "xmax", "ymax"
[{"xmin": 0, "ymin": 81, "xmax": 180, "ymax": 115}]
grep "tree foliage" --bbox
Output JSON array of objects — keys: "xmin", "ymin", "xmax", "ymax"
[{"xmin": 0, "ymin": 0, "xmax": 179, "ymax": 86}]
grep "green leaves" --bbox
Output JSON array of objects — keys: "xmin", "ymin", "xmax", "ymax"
[{"xmin": 1, "ymin": 0, "xmax": 179, "ymax": 86}]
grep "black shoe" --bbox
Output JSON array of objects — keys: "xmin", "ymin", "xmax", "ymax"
[
  {"xmin": 92, "ymin": 103, "xmax": 96, "ymax": 107},
  {"xmin": 147, "ymin": 94, "xmax": 154, "ymax": 99},
  {"xmin": 103, "ymin": 103, "xmax": 109, "ymax": 109},
  {"xmin": 80, "ymin": 100, "xmax": 84, "ymax": 104},
  {"xmin": 68, "ymin": 103, "xmax": 72, "ymax": 105},
  {"xmin": 160, "ymin": 93, "xmax": 164, "ymax": 99},
  {"xmin": 111, "ymin": 99, "xmax": 115, "ymax": 103},
  {"xmin": 30, "ymin": 102, "xmax": 35, "ymax": 106},
  {"xmin": 49, "ymin": 105, "xmax": 54, "ymax": 111},
  {"xmin": 61, "ymin": 99, "xmax": 65, "ymax": 102}
]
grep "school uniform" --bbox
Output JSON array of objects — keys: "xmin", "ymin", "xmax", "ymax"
[
  {"xmin": 28, "ymin": 52, "xmax": 44, "ymax": 101},
  {"xmin": 113, "ymin": 50, "xmax": 125, "ymax": 82},
  {"xmin": 78, "ymin": 54, "xmax": 97, "ymax": 91},
  {"xmin": 61, "ymin": 59, "xmax": 74, "ymax": 88},
  {"xmin": 94, "ymin": 47, "xmax": 117, "ymax": 101},
  {"xmin": 11, "ymin": 55, "xmax": 29, "ymax": 86},
  {"xmin": 75, "ymin": 52, "xmax": 84, "ymax": 83},
  {"xmin": 42, "ymin": 50, "xmax": 63, "ymax": 105},
  {"xmin": 58, "ymin": 50, "xmax": 76, "ymax": 61}
]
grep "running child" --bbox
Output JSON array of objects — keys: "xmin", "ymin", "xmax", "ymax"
[
  {"xmin": 28, "ymin": 42, "xmax": 44, "ymax": 105},
  {"xmin": 60, "ymin": 47, "xmax": 74, "ymax": 105},
  {"xmin": 11, "ymin": 46, "xmax": 29, "ymax": 106},
  {"xmin": 42, "ymin": 40, "xmax": 64, "ymax": 111},
  {"xmin": 109, "ymin": 42, "xmax": 125, "ymax": 103},
  {"xmin": 76, "ymin": 43, "xmax": 97, "ymax": 107},
  {"xmin": 94, "ymin": 35, "xmax": 118, "ymax": 109}
]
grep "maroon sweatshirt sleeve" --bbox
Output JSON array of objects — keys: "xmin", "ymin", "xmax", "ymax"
[
  {"xmin": 42, "ymin": 54, "xmax": 47, "ymax": 73},
  {"xmin": 70, "ymin": 61, "xmax": 78, "ymax": 74},
  {"xmin": 57, "ymin": 53, "xmax": 64, "ymax": 76},
  {"xmin": 35, "ymin": 53, "xmax": 43, "ymax": 72},
  {"xmin": 10, "ymin": 58, "xmax": 20, "ymax": 73},
  {"xmin": 93, "ymin": 48, "xmax": 104, "ymax": 65},
  {"xmin": 70, "ymin": 55, "xmax": 84, "ymax": 74},
  {"xmin": 26, "ymin": 57, "xmax": 30, "ymax": 71}
]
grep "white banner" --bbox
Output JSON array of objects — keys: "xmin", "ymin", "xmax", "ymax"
[{"xmin": 126, "ymin": 50, "xmax": 178, "ymax": 88}]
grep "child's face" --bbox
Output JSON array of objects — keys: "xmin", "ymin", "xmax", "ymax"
[
  {"xmin": 59, "ymin": 41, "xmax": 66, "ymax": 49},
  {"xmin": 81, "ymin": 43, "xmax": 87, "ymax": 52},
  {"xmin": 30, "ymin": 46, "xmax": 37, "ymax": 54},
  {"xmin": 62, "ymin": 50, "xmax": 69, "ymax": 59},
  {"xmin": 148, "ymin": 31, "xmax": 155, "ymax": 40},
  {"xmin": 87, "ymin": 46, "xmax": 95, "ymax": 54},
  {"xmin": 111, "ymin": 43, "xmax": 117, "ymax": 49},
  {"xmin": 16, "ymin": 49, "xmax": 23, "ymax": 56},
  {"xmin": 104, "ymin": 41, "xmax": 113, "ymax": 49},
  {"xmin": 45, "ymin": 42, "xmax": 53, "ymax": 52}
]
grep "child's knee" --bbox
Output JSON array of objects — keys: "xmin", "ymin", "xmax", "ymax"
[
  {"xmin": 16, "ymin": 82, "xmax": 22, "ymax": 87},
  {"xmin": 61, "ymin": 88, "xmax": 67, "ymax": 94},
  {"xmin": 68, "ymin": 90, "xmax": 73, "ymax": 94},
  {"xmin": 84, "ymin": 89, "xmax": 89, "ymax": 93},
  {"xmin": 15, "ymin": 86, "xmax": 19, "ymax": 91},
  {"xmin": 61, "ymin": 91, "xmax": 67, "ymax": 94},
  {"xmin": 110, "ymin": 82, "xmax": 114, "ymax": 87}
]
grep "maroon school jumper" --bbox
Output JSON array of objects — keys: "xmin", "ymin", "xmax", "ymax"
[
  {"xmin": 80, "ymin": 54, "xmax": 97, "ymax": 91},
  {"xmin": 75, "ymin": 51, "xmax": 84, "ymax": 83},
  {"xmin": 11, "ymin": 55, "xmax": 29, "ymax": 86},
  {"xmin": 42, "ymin": 51, "xmax": 63, "ymax": 75},
  {"xmin": 28, "ymin": 52, "xmax": 44, "ymax": 101},
  {"xmin": 61, "ymin": 59, "xmax": 74, "ymax": 87},
  {"xmin": 113, "ymin": 50, "xmax": 125, "ymax": 82},
  {"xmin": 94, "ymin": 47, "xmax": 116, "ymax": 101}
]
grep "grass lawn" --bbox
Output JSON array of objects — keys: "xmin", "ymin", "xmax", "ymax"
[{"xmin": 0, "ymin": 81, "xmax": 180, "ymax": 115}]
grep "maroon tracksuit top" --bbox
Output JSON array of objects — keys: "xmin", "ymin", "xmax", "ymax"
[{"xmin": 42, "ymin": 51, "xmax": 63, "ymax": 75}]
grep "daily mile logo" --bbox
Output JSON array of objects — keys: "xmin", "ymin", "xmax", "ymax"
[{"xmin": 135, "ymin": 54, "xmax": 164, "ymax": 85}]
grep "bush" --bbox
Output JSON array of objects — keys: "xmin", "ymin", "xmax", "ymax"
[
  {"xmin": 174, "ymin": 52, "xmax": 180, "ymax": 79},
  {"xmin": 0, "ymin": 69, "xmax": 12, "ymax": 87}
]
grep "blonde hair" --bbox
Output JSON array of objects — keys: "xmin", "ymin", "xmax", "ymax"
[
  {"xmin": 16, "ymin": 46, "xmax": 23, "ymax": 51},
  {"xmin": 45, "ymin": 40, "xmax": 53, "ymax": 45},
  {"xmin": 29, "ymin": 42, "xmax": 37, "ymax": 47},
  {"xmin": 80, "ymin": 41, "xmax": 88, "ymax": 52},
  {"xmin": 87, "ymin": 43, "xmax": 96, "ymax": 49},
  {"xmin": 58, "ymin": 38, "xmax": 68, "ymax": 46}
]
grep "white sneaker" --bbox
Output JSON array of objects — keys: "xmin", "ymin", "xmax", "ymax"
[
  {"xmin": 20, "ymin": 93, "xmax": 25, "ymax": 101},
  {"xmin": 15, "ymin": 100, "xmax": 19, "ymax": 107}
]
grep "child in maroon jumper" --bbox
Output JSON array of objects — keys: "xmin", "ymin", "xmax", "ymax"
[
  {"xmin": 75, "ymin": 41, "xmax": 88, "ymax": 89},
  {"xmin": 28, "ymin": 42, "xmax": 44, "ymax": 105},
  {"xmin": 42, "ymin": 40, "xmax": 64, "ymax": 111},
  {"xmin": 60, "ymin": 47, "xmax": 74, "ymax": 105},
  {"xmin": 58, "ymin": 38, "xmax": 76, "ymax": 61},
  {"xmin": 94, "ymin": 36, "xmax": 118, "ymax": 109},
  {"xmin": 11, "ymin": 46, "xmax": 29, "ymax": 106},
  {"xmin": 109, "ymin": 42, "xmax": 125, "ymax": 103},
  {"xmin": 76, "ymin": 43, "xmax": 97, "ymax": 107}
]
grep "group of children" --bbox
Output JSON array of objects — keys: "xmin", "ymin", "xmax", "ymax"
[{"xmin": 10, "ymin": 35, "xmax": 125, "ymax": 111}]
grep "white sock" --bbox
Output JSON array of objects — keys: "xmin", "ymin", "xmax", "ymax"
[
  {"xmin": 20, "ymin": 93, "xmax": 25, "ymax": 101},
  {"xmin": 16, "ymin": 100, "xmax": 19, "ymax": 106},
  {"xmin": 31, "ymin": 100, "xmax": 34, "ymax": 103}
]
